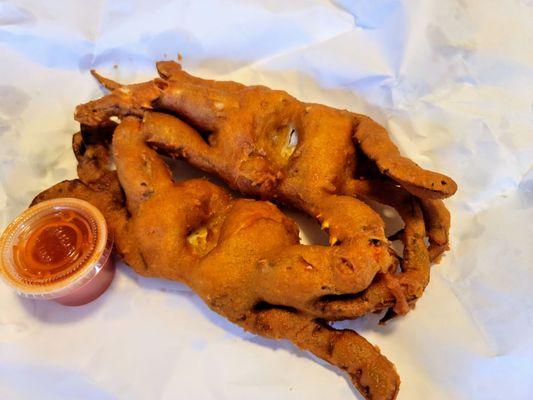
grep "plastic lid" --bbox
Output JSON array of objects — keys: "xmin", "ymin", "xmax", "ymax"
[{"xmin": 0, "ymin": 198, "xmax": 112, "ymax": 300}]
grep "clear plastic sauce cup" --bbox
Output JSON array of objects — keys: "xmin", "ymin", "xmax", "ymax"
[{"xmin": 0, "ymin": 198, "xmax": 115, "ymax": 306}]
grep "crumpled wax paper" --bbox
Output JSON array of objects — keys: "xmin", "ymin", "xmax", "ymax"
[{"xmin": 0, "ymin": 1, "xmax": 532, "ymax": 399}]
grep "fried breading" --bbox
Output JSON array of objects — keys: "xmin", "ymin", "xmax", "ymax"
[
  {"xmin": 75, "ymin": 62, "xmax": 456, "ymax": 317},
  {"xmin": 31, "ymin": 63, "xmax": 459, "ymax": 399},
  {"xmin": 33, "ymin": 118, "xmax": 400, "ymax": 400}
]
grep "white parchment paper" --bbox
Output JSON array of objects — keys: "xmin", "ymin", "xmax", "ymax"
[{"xmin": 1, "ymin": 1, "xmax": 532, "ymax": 399}]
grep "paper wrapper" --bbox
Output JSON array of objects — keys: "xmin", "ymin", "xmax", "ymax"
[{"xmin": 1, "ymin": 1, "xmax": 532, "ymax": 399}]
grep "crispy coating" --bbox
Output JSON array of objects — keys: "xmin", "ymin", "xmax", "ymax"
[
  {"xmin": 76, "ymin": 61, "xmax": 456, "ymax": 198},
  {"xmin": 318, "ymin": 179, "xmax": 430, "ymax": 322},
  {"xmin": 245, "ymin": 308, "xmax": 400, "ymax": 400},
  {"xmin": 74, "ymin": 63, "xmax": 456, "ymax": 317},
  {"xmin": 36, "ymin": 63, "xmax": 458, "ymax": 398},
  {"xmin": 353, "ymin": 115, "xmax": 456, "ymax": 199},
  {"xmin": 419, "ymin": 198, "xmax": 451, "ymax": 262},
  {"xmin": 33, "ymin": 119, "xmax": 400, "ymax": 400}
]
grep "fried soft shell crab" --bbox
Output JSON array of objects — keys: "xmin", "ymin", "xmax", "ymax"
[{"xmin": 32, "ymin": 62, "xmax": 456, "ymax": 400}]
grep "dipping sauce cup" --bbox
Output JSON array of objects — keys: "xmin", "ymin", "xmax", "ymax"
[{"xmin": 0, "ymin": 198, "xmax": 115, "ymax": 306}]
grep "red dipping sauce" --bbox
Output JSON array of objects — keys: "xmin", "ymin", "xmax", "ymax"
[{"xmin": 0, "ymin": 198, "xmax": 115, "ymax": 306}]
